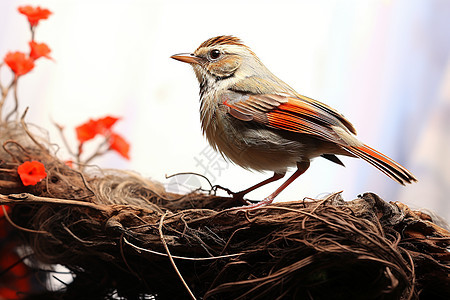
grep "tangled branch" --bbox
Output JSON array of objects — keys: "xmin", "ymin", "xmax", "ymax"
[{"xmin": 0, "ymin": 122, "xmax": 449, "ymax": 300}]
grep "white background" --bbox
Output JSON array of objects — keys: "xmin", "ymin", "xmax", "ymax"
[{"xmin": 1, "ymin": 0, "xmax": 450, "ymax": 222}]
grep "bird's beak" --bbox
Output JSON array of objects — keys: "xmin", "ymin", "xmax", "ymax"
[{"xmin": 171, "ymin": 53, "xmax": 201, "ymax": 64}]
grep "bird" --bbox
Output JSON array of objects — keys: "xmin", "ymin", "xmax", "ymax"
[{"xmin": 171, "ymin": 35, "xmax": 417, "ymax": 207}]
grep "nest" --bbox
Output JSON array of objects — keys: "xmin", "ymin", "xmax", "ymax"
[{"xmin": 0, "ymin": 121, "xmax": 449, "ymax": 300}]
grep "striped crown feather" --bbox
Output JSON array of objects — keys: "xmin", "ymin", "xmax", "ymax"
[{"xmin": 197, "ymin": 35, "xmax": 244, "ymax": 49}]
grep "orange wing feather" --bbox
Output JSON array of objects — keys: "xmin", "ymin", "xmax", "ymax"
[
  {"xmin": 221, "ymin": 91, "xmax": 417, "ymax": 185},
  {"xmin": 222, "ymin": 92, "xmax": 351, "ymax": 145}
]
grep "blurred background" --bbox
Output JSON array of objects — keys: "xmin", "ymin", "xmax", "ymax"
[{"xmin": 1, "ymin": 0, "xmax": 449, "ymax": 222}]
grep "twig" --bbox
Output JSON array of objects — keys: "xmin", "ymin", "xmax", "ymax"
[
  {"xmin": 123, "ymin": 237, "xmax": 240, "ymax": 261},
  {"xmin": 403, "ymin": 250, "xmax": 416, "ymax": 300},
  {"xmin": 20, "ymin": 107, "xmax": 47, "ymax": 152},
  {"xmin": 70, "ymin": 168, "xmax": 96, "ymax": 198},
  {"xmin": 166, "ymin": 172, "xmax": 214, "ymax": 190},
  {"xmin": 30, "ymin": 25, "xmax": 35, "ymax": 41},
  {"xmin": 0, "ymin": 253, "xmax": 33, "ymax": 279},
  {"xmin": 0, "ymin": 180, "xmax": 21, "ymax": 189},
  {"xmin": 219, "ymin": 226, "xmax": 249, "ymax": 255},
  {"xmin": 0, "ymin": 66, "xmax": 16, "ymax": 123},
  {"xmin": 0, "ymin": 193, "xmax": 106, "ymax": 211},
  {"xmin": 1, "ymin": 205, "xmax": 47, "ymax": 234},
  {"xmin": 82, "ymin": 137, "xmax": 110, "ymax": 166},
  {"xmin": 0, "ymin": 62, "xmax": 4, "ymax": 91},
  {"xmin": 5, "ymin": 78, "xmax": 19, "ymax": 122},
  {"xmin": 159, "ymin": 212, "xmax": 197, "ymax": 300},
  {"xmin": 62, "ymin": 223, "xmax": 96, "ymax": 245},
  {"xmin": 52, "ymin": 121, "xmax": 77, "ymax": 157},
  {"xmin": 51, "ymin": 275, "xmax": 69, "ymax": 287},
  {"xmin": 2, "ymin": 139, "xmax": 32, "ymax": 162},
  {"xmin": 0, "ymin": 168, "xmax": 18, "ymax": 173},
  {"xmin": 302, "ymin": 197, "xmax": 330, "ymax": 229},
  {"xmin": 119, "ymin": 233, "xmax": 140, "ymax": 279}
]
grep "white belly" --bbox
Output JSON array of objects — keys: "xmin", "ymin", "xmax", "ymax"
[{"xmin": 203, "ymin": 111, "xmax": 309, "ymax": 173}]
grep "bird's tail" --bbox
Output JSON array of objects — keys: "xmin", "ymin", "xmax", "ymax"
[{"xmin": 343, "ymin": 144, "xmax": 417, "ymax": 185}]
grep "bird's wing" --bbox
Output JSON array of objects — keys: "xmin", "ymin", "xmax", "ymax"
[
  {"xmin": 220, "ymin": 91, "xmax": 356, "ymax": 146},
  {"xmin": 220, "ymin": 91, "xmax": 417, "ymax": 185}
]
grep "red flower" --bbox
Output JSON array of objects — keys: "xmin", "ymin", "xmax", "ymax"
[
  {"xmin": 96, "ymin": 116, "xmax": 120, "ymax": 134},
  {"xmin": 29, "ymin": 41, "xmax": 52, "ymax": 60},
  {"xmin": 75, "ymin": 116, "xmax": 120, "ymax": 143},
  {"xmin": 17, "ymin": 161, "xmax": 47, "ymax": 186},
  {"xmin": 75, "ymin": 119, "xmax": 98, "ymax": 143},
  {"xmin": 18, "ymin": 5, "xmax": 52, "ymax": 27},
  {"xmin": 3, "ymin": 52, "xmax": 34, "ymax": 76},
  {"xmin": 75, "ymin": 116, "xmax": 129, "ymax": 160},
  {"xmin": 109, "ymin": 133, "xmax": 130, "ymax": 160}
]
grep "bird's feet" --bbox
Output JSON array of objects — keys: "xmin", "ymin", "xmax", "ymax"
[
  {"xmin": 238, "ymin": 197, "xmax": 274, "ymax": 210},
  {"xmin": 230, "ymin": 191, "xmax": 255, "ymax": 205},
  {"xmin": 211, "ymin": 185, "xmax": 252, "ymax": 205},
  {"xmin": 211, "ymin": 185, "xmax": 277, "ymax": 208},
  {"xmin": 220, "ymin": 196, "xmax": 275, "ymax": 212}
]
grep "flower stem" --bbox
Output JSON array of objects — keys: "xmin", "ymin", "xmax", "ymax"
[
  {"xmin": 30, "ymin": 24, "xmax": 35, "ymax": 41},
  {"xmin": 82, "ymin": 137, "xmax": 111, "ymax": 166},
  {"xmin": 5, "ymin": 78, "xmax": 19, "ymax": 122},
  {"xmin": 0, "ymin": 65, "xmax": 17, "ymax": 124},
  {"xmin": 53, "ymin": 122, "xmax": 77, "ymax": 157}
]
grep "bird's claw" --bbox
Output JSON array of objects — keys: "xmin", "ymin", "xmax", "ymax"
[
  {"xmin": 210, "ymin": 184, "xmax": 233, "ymax": 195},
  {"xmin": 230, "ymin": 191, "xmax": 253, "ymax": 205},
  {"xmin": 211, "ymin": 185, "xmax": 253, "ymax": 205}
]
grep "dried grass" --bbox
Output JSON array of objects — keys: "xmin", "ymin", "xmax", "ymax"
[{"xmin": 0, "ymin": 121, "xmax": 449, "ymax": 300}]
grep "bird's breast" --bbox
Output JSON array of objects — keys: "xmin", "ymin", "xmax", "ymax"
[{"xmin": 200, "ymin": 99, "xmax": 309, "ymax": 173}]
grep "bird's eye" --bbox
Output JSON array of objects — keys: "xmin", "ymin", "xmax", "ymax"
[{"xmin": 209, "ymin": 49, "xmax": 221, "ymax": 60}]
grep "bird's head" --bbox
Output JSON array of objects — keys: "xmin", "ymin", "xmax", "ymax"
[{"xmin": 171, "ymin": 36, "xmax": 264, "ymax": 90}]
